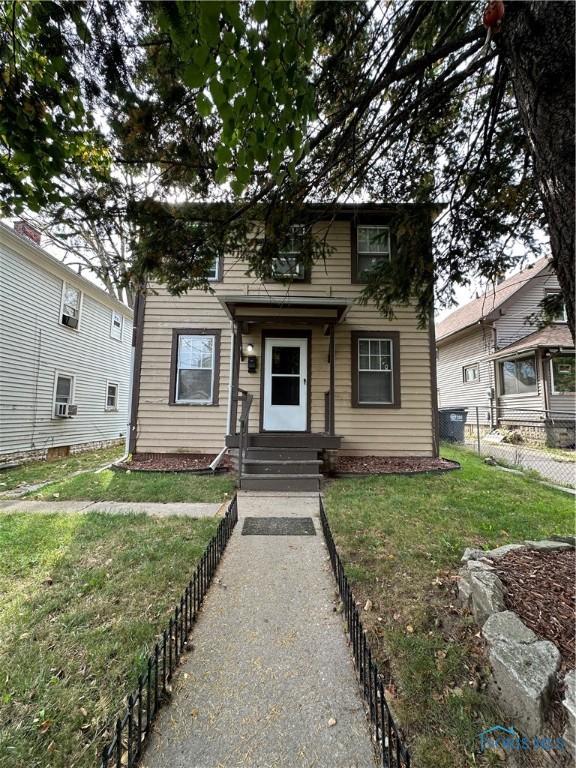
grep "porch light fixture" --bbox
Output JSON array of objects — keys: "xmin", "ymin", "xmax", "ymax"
[{"xmin": 246, "ymin": 343, "xmax": 254, "ymax": 353}]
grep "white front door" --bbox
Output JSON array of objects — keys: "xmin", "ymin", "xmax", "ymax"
[{"xmin": 263, "ymin": 337, "xmax": 308, "ymax": 431}]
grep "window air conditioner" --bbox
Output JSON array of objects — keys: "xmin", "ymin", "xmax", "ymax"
[{"xmin": 55, "ymin": 403, "xmax": 78, "ymax": 418}]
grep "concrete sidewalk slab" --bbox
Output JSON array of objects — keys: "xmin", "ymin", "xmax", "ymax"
[
  {"xmin": 0, "ymin": 500, "xmax": 223, "ymax": 517},
  {"xmin": 142, "ymin": 492, "xmax": 376, "ymax": 768}
]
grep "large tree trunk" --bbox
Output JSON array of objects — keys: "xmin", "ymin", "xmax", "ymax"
[{"xmin": 498, "ymin": 1, "xmax": 575, "ymax": 341}]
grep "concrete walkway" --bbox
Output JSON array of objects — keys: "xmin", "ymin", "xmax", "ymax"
[
  {"xmin": 142, "ymin": 492, "xmax": 376, "ymax": 768},
  {"xmin": 0, "ymin": 499, "xmax": 224, "ymax": 517}
]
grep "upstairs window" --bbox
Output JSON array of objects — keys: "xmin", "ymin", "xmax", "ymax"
[
  {"xmin": 547, "ymin": 292, "xmax": 568, "ymax": 322},
  {"xmin": 206, "ymin": 256, "xmax": 221, "ymax": 281},
  {"xmin": 500, "ymin": 356, "xmax": 537, "ymax": 396},
  {"xmin": 106, "ymin": 382, "xmax": 119, "ymax": 410},
  {"xmin": 110, "ymin": 310, "xmax": 123, "ymax": 340},
  {"xmin": 271, "ymin": 226, "xmax": 306, "ymax": 280},
  {"xmin": 61, "ymin": 283, "xmax": 81, "ymax": 329},
  {"xmin": 463, "ymin": 364, "xmax": 479, "ymax": 383},
  {"xmin": 354, "ymin": 225, "xmax": 390, "ymax": 280},
  {"xmin": 551, "ymin": 355, "xmax": 575, "ymax": 393}
]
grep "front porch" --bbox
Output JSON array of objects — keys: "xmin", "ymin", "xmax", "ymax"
[{"xmin": 220, "ymin": 294, "xmax": 350, "ymax": 490}]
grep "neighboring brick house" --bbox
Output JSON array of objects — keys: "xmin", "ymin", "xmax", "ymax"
[
  {"xmin": 0, "ymin": 221, "xmax": 133, "ymax": 462},
  {"xmin": 435, "ymin": 258, "xmax": 575, "ymax": 447},
  {"xmin": 129, "ymin": 203, "xmax": 440, "ymax": 489}
]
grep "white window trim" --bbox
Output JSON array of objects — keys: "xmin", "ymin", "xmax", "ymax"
[
  {"xmin": 546, "ymin": 291, "xmax": 568, "ymax": 323},
  {"xmin": 105, "ymin": 380, "xmax": 119, "ymax": 411},
  {"xmin": 550, "ymin": 355, "xmax": 575, "ymax": 395},
  {"xmin": 463, "ymin": 363, "xmax": 480, "ymax": 384},
  {"xmin": 175, "ymin": 334, "xmax": 216, "ymax": 405},
  {"xmin": 52, "ymin": 371, "xmax": 75, "ymax": 419},
  {"xmin": 59, "ymin": 281, "xmax": 83, "ymax": 330},
  {"xmin": 272, "ymin": 225, "xmax": 307, "ymax": 280},
  {"xmin": 207, "ymin": 256, "xmax": 220, "ymax": 282},
  {"xmin": 499, "ymin": 354, "xmax": 538, "ymax": 398},
  {"xmin": 110, "ymin": 310, "xmax": 123, "ymax": 341},
  {"xmin": 357, "ymin": 336, "xmax": 394, "ymax": 405}
]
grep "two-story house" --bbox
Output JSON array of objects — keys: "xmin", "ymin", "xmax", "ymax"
[
  {"xmin": 435, "ymin": 258, "xmax": 575, "ymax": 447},
  {"xmin": 0, "ymin": 221, "xmax": 133, "ymax": 463},
  {"xmin": 129, "ymin": 203, "xmax": 440, "ymax": 490}
]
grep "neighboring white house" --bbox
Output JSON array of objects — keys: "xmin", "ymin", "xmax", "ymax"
[
  {"xmin": 0, "ymin": 221, "xmax": 133, "ymax": 462},
  {"xmin": 435, "ymin": 258, "xmax": 575, "ymax": 447}
]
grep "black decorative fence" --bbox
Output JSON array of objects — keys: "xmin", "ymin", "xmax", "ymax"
[
  {"xmin": 319, "ymin": 496, "xmax": 411, "ymax": 768},
  {"xmin": 100, "ymin": 495, "xmax": 238, "ymax": 768}
]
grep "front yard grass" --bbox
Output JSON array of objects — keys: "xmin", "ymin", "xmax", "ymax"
[
  {"xmin": 324, "ymin": 444, "xmax": 574, "ymax": 768},
  {"xmin": 0, "ymin": 445, "xmax": 124, "ymax": 493},
  {"xmin": 27, "ymin": 468, "xmax": 235, "ymax": 504},
  {"xmin": 0, "ymin": 510, "xmax": 219, "ymax": 768}
]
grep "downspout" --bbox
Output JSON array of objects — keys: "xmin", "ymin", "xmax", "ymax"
[{"xmin": 210, "ymin": 320, "xmax": 235, "ymax": 472}]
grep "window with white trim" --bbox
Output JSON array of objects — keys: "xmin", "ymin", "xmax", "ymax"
[
  {"xmin": 463, "ymin": 364, "xmax": 479, "ymax": 383},
  {"xmin": 549, "ymin": 292, "xmax": 568, "ymax": 322},
  {"xmin": 356, "ymin": 225, "xmax": 390, "ymax": 277},
  {"xmin": 110, "ymin": 310, "xmax": 123, "ymax": 340},
  {"xmin": 272, "ymin": 225, "xmax": 305, "ymax": 280},
  {"xmin": 357, "ymin": 337, "xmax": 393, "ymax": 404},
  {"xmin": 175, "ymin": 334, "xmax": 216, "ymax": 404},
  {"xmin": 206, "ymin": 256, "xmax": 220, "ymax": 281},
  {"xmin": 500, "ymin": 356, "xmax": 537, "ymax": 395},
  {"xmin": 550, "ymin": 355, "xmax": 575, "ymax": 393},
  {"xmin": 61, "ymin": 283, "xmax": 81, "ymax": 328},
  {"xmin": 106, "ymin": 382, "xmax": 119, "ymax": 410},
  {"xmin": 54, "ymin": 374, "xmax": 74, "ymax": 416}
]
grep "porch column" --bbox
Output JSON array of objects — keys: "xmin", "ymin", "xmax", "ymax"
[
  {"xmin": 329, "ymin": 323, "xmax": 335, "ymax": 436},
  {"xmin": 229, "ymin": 322, "xmax": 242, "ymax": 434}
]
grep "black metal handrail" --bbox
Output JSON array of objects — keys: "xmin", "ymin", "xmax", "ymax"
[
  {"xmin": 237, "ymin": 388, "xmax": 253, "ymax": 486},
  {"xmin": 319, "ymin": 495, "xmax": 411, "ymax": 768},
  {"xmin": 99, "ymin": 495, "xmax": 238, "ymax": 768}
]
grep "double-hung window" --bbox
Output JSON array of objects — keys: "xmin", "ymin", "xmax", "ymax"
[
  {"xmin": 500, "ymin": 356, "xmax": 537, "ymax": 396},
  {"xmin": 206, "ymin": 256, "xmax": 221, "ymax": 281},
  {"xmin": 355, "ymin": 225, "xmax": 391, "ymax": 279},
  {"xmin": 106, "ymin": 382, "xmax": 119, "ymax": 410},
  {"xmin": 172, "ymin": 332, "xmax": 219, "ymax": 405},
  {"xmin": 111, "ymin": 310, "xmax": 123, "ymax": 340},
  {"xmin": 54, "ymin": 374, "xmax": 74, "ymax": 417},
  {"xmin": 352, "ymin": 332, "xmax": 400, "ymax": 407},
  {"xmin": 272, "ymin": 225, "xmax": 306, "ymax": 280},
  {"xmin": 61, "ymin": 283, "xmax": 81, "ymax": 329}
]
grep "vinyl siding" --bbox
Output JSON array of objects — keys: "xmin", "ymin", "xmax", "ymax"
[
  {"xmin": 135, "ymin": 219, "xmax": 435, "ymax": 456},
  {"xmin": 0, "ymin": 236, "xmax": 133, "ymax": 456},
  {"xmin": 436, "ymin": 326, "xmax": 495, "ymax": 426},
  {"xmin": 494, "ymin": 267, "xmax": 562, "ymax": 348}
]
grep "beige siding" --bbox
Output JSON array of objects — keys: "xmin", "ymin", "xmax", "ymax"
[{"xmin": 136, "ymin": 220, "xmax": 435, "ymax": 456}]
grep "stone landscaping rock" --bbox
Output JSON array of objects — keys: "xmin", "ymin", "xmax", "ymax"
[
  {"xmin": 489, "ymin": 639, "xmax": 561, "ymax": 737},
  {"xmin": 464, "ymin": 559, "xmax": 494, "ymax": 572},
  {"xmin": 563, "ymin": 670, "xmax": 576, "ymax": 756},
  {"xmin": 524, "ymin": 539, "xmax": 573, "ymax": 552},
  {"xmin": 550, "ymin": 535, "xmax": 576, "ymax": 547},
  {"xmin": 485, "ymin": 543, "xmax": 526, "ymax": 559},
  {"xmin": 461, "ymin": 547, "xmax": 484, "ymax": 562},
  {"xmin": 483, "ymin": 611, "xmax": 537, "ymax": 646},
  {"xmin": 459, "ymin": 569, "xmax": 506, "ymax": 625}
]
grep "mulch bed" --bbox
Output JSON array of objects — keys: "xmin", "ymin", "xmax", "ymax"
[
  {"xmin": 495, "ymin": 548, "xmax": 575, "ymax": 673},
  {"xmin": 116, "ymin": 454, "xmax": 232, "ymax": 473},
  {"xmin": 331, "ymin": 455, "xmax": 459, "ymax": 475}
]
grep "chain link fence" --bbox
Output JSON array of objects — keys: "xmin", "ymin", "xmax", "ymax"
[{"xmin": 439, "ymin": 406, "xmax": 576, "ymax": 487}]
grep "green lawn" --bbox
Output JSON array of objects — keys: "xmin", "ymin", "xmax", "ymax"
[
  {"xmin": 27, "ymin": 468, "xmax": 235, "ymax": 504},
  {"xmin": 324, "ymin": 445, "xmax": 574, "ymax": 768},
  {"xmin": 0, "ymin": 511, "xmax": 219, "ymax": 768},
  {"xmin": 0, "ymin": 446, "xmax": 124, "ymax": 493}
]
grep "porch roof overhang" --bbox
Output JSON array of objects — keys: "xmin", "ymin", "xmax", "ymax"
[
  {"xmin": 218, "ymin": 294, "xmax": 353, "ymax": 325},
  {"xmin": 488, "ymin": 325, "xmax": 574, "ymax": 360}
]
